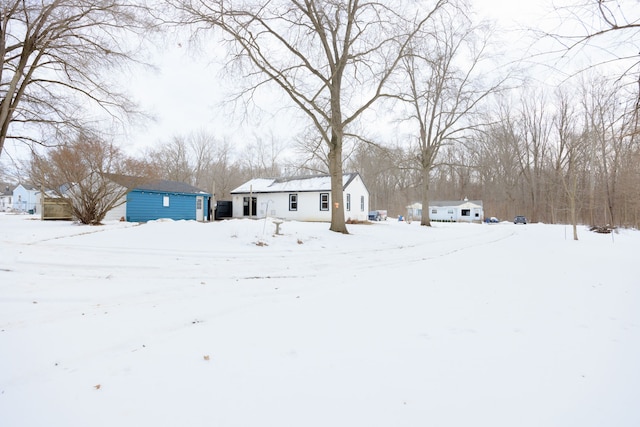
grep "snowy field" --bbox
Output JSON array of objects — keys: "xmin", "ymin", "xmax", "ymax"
[{"xmin": 1, "ymin": 213, "xmax": 639, "ymax": 427}]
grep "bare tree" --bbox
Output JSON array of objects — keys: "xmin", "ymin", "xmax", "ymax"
[
  {"xmin": 513, "ymin": 90, "xmax": 553, "ymax": 223},
  {"xmin": 472, "ymin": 101, "xmax": 523, "ymax": 220},
  {"xmin": 544, "ymin": 0, "xmax": 640, "ymax": 106},
  {"xmin": 208, "ymin": 137, "xmax": 243, "ymax": 201},
  {"xmin": 581, "ymin": 77, "xmax": 636, "ymax": 226},
  {"xmin": 550, "ymin": 1, "xmax": 640, "ymax": 65},
  {"xmin": 396, "ymin": 5, "xmax": 504, "ymax": 226},
  {"xmin": 345, "ymin": 141, "xmax": 410, "ymax": 216},
  {"xmin": 151, "ymin": 136, "xmax": 193, "ymax": 184},
  {"xmin": 552, "ymin": 88, "xmax": 585, "ymax": 239},
  {"xmin": 164, "ymin": 0, "xmax": 448, "ymax": 233},
  {"xmin": 144, "ymin": 131, "xmax": 246, "ymax": 201},
  {"xmin": 189, "ymin": 130, "xmax": 216, "ymax": 192},
  {"xmin": 239, "ymin": 133, "xmax": 286, "ymax": 178},
  {"xmin": 30, "ymin": 133, "xmax": 151, "ymax": 224},
  {"xmin": 0, "ymin": 0, "xmax": 149, "ymax": 157}
]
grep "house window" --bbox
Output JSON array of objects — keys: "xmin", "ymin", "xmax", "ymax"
[
  {"xmin": 360, "ymin": 196, "xmax": 365, "ymax": 211},
  {"xmin": 461, "ymin": 209, "xmax": 470, "ymax": 216},
  {"xmin": 448, "ymin": 209, "xmax": 454, "ymax": 214},
  {"xmin": 320, "ymin": 193, "xmax": 329, "ymax": 211},
  {"xmin": 163, "ymin": 196, "xmax": 170, "ymax": 207},
  {"xmin": 346, "ymin": 193, "xmax": 351, "ymax": 211},
  {"xmin": 432, "ymin": 209, "xmax": 437, "ymax": 214},
  {"xmin": 289, "ymin": 194, "xmax": 298, "ymax": 211}
]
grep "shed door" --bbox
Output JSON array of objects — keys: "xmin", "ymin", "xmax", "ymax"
[{"xmin": 196, "ymin": 196, "xmax": 204, "ymax": 221}]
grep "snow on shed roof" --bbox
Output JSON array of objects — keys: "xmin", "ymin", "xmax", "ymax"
[
  {"xmin": 407, "ymin": 200, "xmax": 483, "ymax": 209},
  {"xmin": 231, "ymin": 173, "xmax": 359, "ymax": 194},
  {"xmin": 430, "ymin": 200, "xmax": 483, "ymax": 208}
]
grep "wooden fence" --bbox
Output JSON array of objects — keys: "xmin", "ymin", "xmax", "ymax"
[{"xmin": 41, "ymin": 197, "xmax": 73, "ymax": 220}]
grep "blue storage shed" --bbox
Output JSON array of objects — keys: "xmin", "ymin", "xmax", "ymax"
[{"xmin": 104, "ymin": 174, "xmax": 211, "ymax": 222}]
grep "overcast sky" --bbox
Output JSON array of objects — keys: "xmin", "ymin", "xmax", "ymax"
[
  {"xmin": 2, "ymin": 0, "xmax": 633, "ymax": 170},
  {"xmin": 120, "ymin": 0, "xmax": 557, "ymax": 154}
]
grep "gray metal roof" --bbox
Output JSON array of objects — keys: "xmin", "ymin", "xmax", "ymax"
[
  {"xmin": 231, "ymin": 172, "xmax": 360, "ymax": 194},
  {"xmin": 104, "ymin": 174, "xmax": 209, "ymax": 195}
]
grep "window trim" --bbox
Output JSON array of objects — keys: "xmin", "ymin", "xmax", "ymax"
[
  {"xmin": 319, "ymin": 193, "xmax": 329, "ymax": 211},
  {"xmin": 289, "ymin": 193, "xmax": 298, "ymax": 211}
]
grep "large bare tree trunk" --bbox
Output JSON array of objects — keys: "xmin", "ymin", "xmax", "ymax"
[
  {"xmin": 328, "ymin": 144, "xmax": 347, "ymax": 233},
  {"xmin": 420, "ymin": 166, "xmax": 432, "ymax": 227}
]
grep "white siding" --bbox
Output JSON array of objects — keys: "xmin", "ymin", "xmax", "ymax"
[
  {"xmin": 430, "ymin": 207, "xmax": 457, "ymax": 222},
  {"xmin": 232, "ymin": 191, "xmax": 332, "ymax": 221},
  {"xmin": 343, "ymin": 174, "xmax": 369, "ymax": 222},
  {"xmin": 407, "ymin": 201, "xmax": 484, "ymax": 222},
  {"xmin": 103, "ymin": 195, "xmax": 127, "ymax": 222},
  {"xmin": 231, "ymin": 174, "xmax": 369, "ymax": 222},
  {"xmin": 0, "ymin": 194, "xmax": 12, "ymax": 211},
  {"xmin": 12, "ymin": 185, "xmax": 40, "ymax": 213}
]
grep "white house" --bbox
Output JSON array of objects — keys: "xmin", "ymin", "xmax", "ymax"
[
  {"xmin": 407, "ymin": 199, "xmax": 484, "ymax": 223},
  {"xmin": 12, "ymin": 184, "xmax": 41, "ymax": 213},
  {"xmin": 230, "ymin": 173, "xmax": 369, "ymax": 222},
  {"xmin": 1, "ymin": 185, "xmax": 13, "ymax": 211}
]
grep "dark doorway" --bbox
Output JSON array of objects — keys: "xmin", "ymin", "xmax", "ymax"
[{"xmin": 243, "ymin": 197, "xmax": 257, "ymax": 216}]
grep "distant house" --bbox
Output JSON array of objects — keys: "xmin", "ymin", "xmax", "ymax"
[
  {"xmin": 103, "ymin": 175, "xmax": 212, "ymax": 222},
  {"xmin": 12, "ymin": 184, "xmax": 40, "ymax": 213},
  {"xmin": 407, "ymin": 199, "xmax": 484, "ymax": 223},
  {"xmin": 230, "ymin": 172, "xmax": 369, "ymax": 222},
  {"xmin": 1, "ymin": 184, "xmax": 13, "ymax": 211}
]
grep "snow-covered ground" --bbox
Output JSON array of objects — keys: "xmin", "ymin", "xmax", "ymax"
[{"xmin": 1, "ymin": 213, "xmax": 638, "ymax": 427}]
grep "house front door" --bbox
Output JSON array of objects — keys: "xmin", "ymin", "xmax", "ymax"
[{"xmin": 196, "ymin": 196, "xmax": 204, "ymax": 221}]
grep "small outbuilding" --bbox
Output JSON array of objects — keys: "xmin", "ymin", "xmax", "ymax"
[
  {"xmin": 104, "ymin": 175, "xmax": 211, "ymax": 222},
  {"xmin": 230, "ymin": 172, "xmax": 369, "ymax": 222},
  {"xmin": 407, "ymin": 199, "xmax": 484, "ymax": 223}
]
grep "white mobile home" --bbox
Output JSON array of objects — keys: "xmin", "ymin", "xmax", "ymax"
[
  {"xmin": 230, "ymin": 173, "xmax": 369, "ymax": 222},
  {"xmin": 407, "ymin": 199, "xmax": 484, "ymax": 223}
]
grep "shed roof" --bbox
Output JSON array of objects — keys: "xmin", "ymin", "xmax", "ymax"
[
  {"xmin": 14, "ymin": 183, "xmax": 39, "ymax": 192},
  {"xmin": 231, "ymin": 172, "xmax": 360, "ymax": 194},
  {"xmin": 430, "ymin": 200, "xmax": 483, "ymax": 208},
  {"xmin": 408, "ymin": 200, "xmax": 483, "ymax": 209},
  {"xmin": 104, "ymin": 174, "xmax": 209, "ymax": 195}
]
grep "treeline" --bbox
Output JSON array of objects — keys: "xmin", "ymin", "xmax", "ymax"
[
  {"xmin": 4, "ymin": 1, "xmax": 638, "ymax": 229},
  {"xmin": 140, "ymin": 78, "xmax": 639, "ymax": 229}
]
